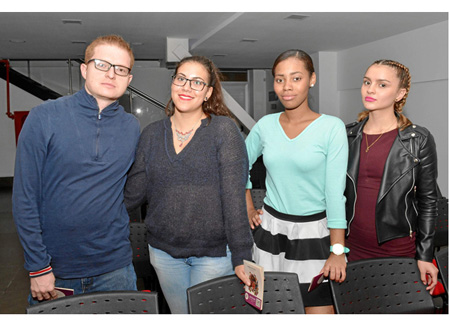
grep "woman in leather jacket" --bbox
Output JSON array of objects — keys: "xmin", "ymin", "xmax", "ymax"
[{"xmin": 345, "ymin": 59, "xmax": 439, "ymax": 294}]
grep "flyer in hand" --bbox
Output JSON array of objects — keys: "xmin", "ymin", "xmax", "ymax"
[
  {"xmin": 308, "ymin": 273, "xmax": 324, "ymax": 292},
  {"xmin": 244, "ymin": 260, "xmax": 264, "ymax": 310},
  {"xmin": 54, "ymin": 287, "xmax": 74, "ymax": 298}
]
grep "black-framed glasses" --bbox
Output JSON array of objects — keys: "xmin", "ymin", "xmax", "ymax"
[
  {"xmin": 88, "ymin": 59, "xmax": 131, "ymax": 77},
  {"xmin": 171, "ymin": 75, "xmax": 208, "ymax": 91}
]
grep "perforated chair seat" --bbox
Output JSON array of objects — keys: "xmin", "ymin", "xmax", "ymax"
[
  {"xmin": 435, "ymin": 247, "xmax": 448, "ymax": 294},
  {"xmin": 330, "ymin": 257, "xmax": 435, "ymax": 314},
  {"xmin": 187, "ymin": 271, "xmax": 305, "ymax": 314},
  {"xmin": 26, "ymin": 291, "xmax": 159, "ymax": 314}
]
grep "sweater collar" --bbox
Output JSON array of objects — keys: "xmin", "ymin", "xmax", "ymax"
[
  {"xmin": 76, "ymin": 87, "xmax": 121, "ymax": 115},
  {"xmin": 164, "ymin": 113, "xmax": 213, "ymax": 130}
]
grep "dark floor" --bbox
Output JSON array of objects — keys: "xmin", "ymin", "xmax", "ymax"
[
  {"xmin": 0, "ymin": 177, "xmax": 153, "ymax": 314},
  {"xmin": 0, "ymin": 178, "xmax": 29, "ymax": 314}
]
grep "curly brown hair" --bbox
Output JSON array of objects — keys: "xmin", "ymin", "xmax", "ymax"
[{"xmin": 165, "ymin": 56, "xmax": 232, "ymax": 119}]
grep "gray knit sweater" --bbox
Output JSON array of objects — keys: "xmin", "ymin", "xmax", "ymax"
[{"xmin": 124, "ymin": 115, "xmax": 253, "ymax": 268}]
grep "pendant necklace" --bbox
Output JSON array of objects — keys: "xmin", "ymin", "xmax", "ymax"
[
  {"xmin": 365, "ymin": 120, "xmax": 397, "ymax": 153},
  {"xmin": 172, "ymin": 117, "xmax": 202, "ymax": 147}
]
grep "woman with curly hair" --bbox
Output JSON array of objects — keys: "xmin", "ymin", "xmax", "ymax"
[{"xmin": 125, "ymin": 55, "xmax": 253, "ymax": 313}]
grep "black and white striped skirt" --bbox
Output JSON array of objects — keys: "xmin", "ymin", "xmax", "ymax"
[{"xmin": 252, "ymin": 204, "xmax": 332, "ymax": 306}]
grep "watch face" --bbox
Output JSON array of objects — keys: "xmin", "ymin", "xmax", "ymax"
[{"xmin": 333, "ymin": 244, "xmax": 344, "ymax": 255}]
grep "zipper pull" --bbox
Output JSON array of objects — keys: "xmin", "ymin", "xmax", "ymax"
[
  {"xmin": 98, "ymin": 109, "xmax": 102, "ymax": 120},
  {"xmin": 410, "ymin": 230, "xmax": 413, "ymax": 238}
]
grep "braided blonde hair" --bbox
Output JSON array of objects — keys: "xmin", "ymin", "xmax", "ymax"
[{"xmin": 358, "ymin": 59, "xmax": 412, "ymax": 130}]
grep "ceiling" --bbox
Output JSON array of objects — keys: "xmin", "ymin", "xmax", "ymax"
[{"xmin": 0, "ymin": 12, "xmax": 447, "ymax": 69}]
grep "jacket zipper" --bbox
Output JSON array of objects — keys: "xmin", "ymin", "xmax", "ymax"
[
  {"xmin": 405, "ymin": 172, "xmax": 415, "ymax": 238},
  {"xmin": 346, "ymin": 172, "xmax": 357, "ymax": 236},
  {"xmin": 346, "ymin": 132, "xmax": 361, "ymax": 237},
  {"xmin": 404, "ymin": 139, "xmax": 416, "ymax": 238},
  {"xmin": 95, "ymin": 109, "xmax": 102, "ymax": 160}
]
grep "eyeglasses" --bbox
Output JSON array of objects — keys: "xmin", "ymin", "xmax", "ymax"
[
  {"xmin": 87, "ymin": 59, "xmax": 131, "ymax": 77},
  {"xmin": 171, "ymin": 75, "xmax": 208, "ymax": 91}
]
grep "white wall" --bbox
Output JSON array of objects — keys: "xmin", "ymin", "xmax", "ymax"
[
  {"xmin": 0, "ymin": 80, "xmax": 43, "ymax": 177},
  {"xmin": 247, "ymin": 69, "xmax": 267, "ymax": 121},
  {"xmin": 311, "ymin": 51, "xmax": 338, "ymax": 116},
  {"xmin": 337, "ymin": 21, "xmax": 448, "ymax": 195}
]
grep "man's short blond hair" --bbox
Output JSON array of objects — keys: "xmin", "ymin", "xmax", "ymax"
[{"xmin": 84, "ymin": 35, "xmax": 134, "ymax": 69}]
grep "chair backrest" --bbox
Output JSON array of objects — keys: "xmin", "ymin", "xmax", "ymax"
[
  {"xmin": 127, "ymin": 207, "xmax": 142, "ymax": 222},
  {"xmin": 187, "ymin": 271, "xmax": 305, "ymax": 314},
  {"xmin": 330, "ymin": 257, "xmax": 435, "ymax": 314},
  {"xmin": 26, "ymin": 291, "xmax": 159, "ymax": 314},
  {"xmin": 250, "ymin": 189, "xmax": 266, "ymax": 210},
  {"xmin": 129, "ymin": 222, "xmax": 153, "ymax": 279},
  {"xmin": 434, "ymin": 197, "xmax": 448, "ymax": 248},
  {"xmin": 435, "ymin": 247, "xmax": 448, "ymax": 294}
]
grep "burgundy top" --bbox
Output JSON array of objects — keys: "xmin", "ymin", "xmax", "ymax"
[{"xmin": 346, "ymin": 128, "xmax": 416, "ymax": 262}]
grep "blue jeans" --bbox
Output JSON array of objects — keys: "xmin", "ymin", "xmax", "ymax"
[
  {"xmin": 148, "ymin": 244, "xmax": 234, "ymax": 314},
  {"xmin": 28, "ymin": 263, "xmax": 137, "ymax": 306}
]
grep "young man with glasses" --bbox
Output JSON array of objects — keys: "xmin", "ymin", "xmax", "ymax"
[{"xmin": 13, "ymin": 35, "xmax": 140, "ymax": 305}]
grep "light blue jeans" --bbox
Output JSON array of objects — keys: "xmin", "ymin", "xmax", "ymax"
[
  {"xmin": 148, "ymin": 243, "xmax": 234, "ymax": 314},
  {"xmin": 28, "ymin": 263, "xmax": 137, "ymax": 306}
]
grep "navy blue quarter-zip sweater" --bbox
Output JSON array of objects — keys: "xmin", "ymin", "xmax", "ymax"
[{"xmin": 13, "ymin": 88, "xmax": 140, "ymax": 278}]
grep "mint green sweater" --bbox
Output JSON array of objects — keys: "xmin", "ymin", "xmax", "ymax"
[{"xmin": 246, "ymin": 113, "xmax": 348, "ymax": 229}]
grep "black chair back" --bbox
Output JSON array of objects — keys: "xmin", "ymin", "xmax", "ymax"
[
  {"xmin": 434, "ymin": 196, "xmax": 448, "ymax": 248},
  {"xmin": 129, "ymin": 222, "xmax": 154, "ymax": 279},
  {"xmin": 187, "ymin": 271, "xmax": 305, "ymax": 314},
  {"xmin": 129, "ymin": 222, "xmax": 170, "ymax": 313},
  {"xmin": 26, "ymin": 291, "xmax": 159, "ymax": 314},
  {"xmin": 250, "ymin": 189, "xmax": 266, "ymax": 210},
  {"xmin": 330, "ymin": 257, "xmax": 435, "ymax": 314},
  {"xmin": 435, "ymin": 247, "xmax": 448, "ymax": 294},
  {"xmin": 128, "ymin": 207, "xmax": 142, "ymax": 223}
]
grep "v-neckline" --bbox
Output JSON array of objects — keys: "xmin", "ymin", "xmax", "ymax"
[
  {"xmin": 165, "ymin": 117, "xmax": 207, "ymax": 160},
  {"xmin": 277, "ymin": 113, "xmax": 323, "ymax": 141}
]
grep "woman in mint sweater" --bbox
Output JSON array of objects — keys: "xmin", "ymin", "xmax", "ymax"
[{"xmin": 245, "ymin": 50, "xmax": 348, "ymax": 314}]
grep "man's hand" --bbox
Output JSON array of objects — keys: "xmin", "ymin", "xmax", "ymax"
[{"xmin": 30, "ymin": 272, "xmax": 58, "ymax": 301}]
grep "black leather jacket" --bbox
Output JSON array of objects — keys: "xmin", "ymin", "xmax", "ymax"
[{"xmin": 345, "ymin": 118, "xmax": 438, "ymax": 262}]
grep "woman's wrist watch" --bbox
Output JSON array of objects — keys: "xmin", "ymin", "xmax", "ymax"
[{"xmin": 330, "ymin": 243, "xmax": 350, "ymax": 256}]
